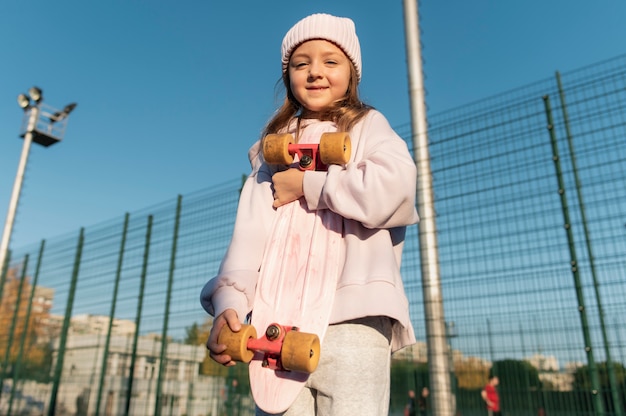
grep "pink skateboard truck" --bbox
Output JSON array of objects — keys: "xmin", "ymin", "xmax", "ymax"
[
  {"xmin": 218, "ymin": 323, "xmax": 320, "ymax": 373},
  {"xmin": 287, "ymin": 142, "xmax": 326, "ymax": 171},
  {"xmin": 262, "ymin": 132, "xmax": 351, "ymax": 171}
]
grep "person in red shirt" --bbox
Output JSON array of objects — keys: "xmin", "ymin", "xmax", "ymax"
[{"xmin": 481, "ymin": 375, "xmax": 501, "ymax": 416}]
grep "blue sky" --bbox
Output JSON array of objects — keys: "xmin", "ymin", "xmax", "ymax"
[{"xmin": 1, "ymin": 1, "xmax": 625, "ymax": 249}]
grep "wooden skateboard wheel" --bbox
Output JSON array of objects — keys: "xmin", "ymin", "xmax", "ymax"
[
  {"xmin": 263, "ymin": 133, "xmax": 294, "ymax": 165},
  {"xmin": 319, "ymin": 132, "xmax": 351, "ymax": 165},
  {"xmin": 281, "ymin": 331, "xmax": 321, "ymax": 373},
  {"xmin": 218, "ymin": 324, "xmax": 257, "ymax": 363}
]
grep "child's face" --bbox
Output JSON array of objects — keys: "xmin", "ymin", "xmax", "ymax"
[{"xmin": 288, "ymin": 39, "xmax": 351, "ymax": 115}]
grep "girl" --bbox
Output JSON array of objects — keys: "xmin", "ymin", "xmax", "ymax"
[{"xmin": 201, "ymin": 13, "xmax": 419, "ymax": 415}]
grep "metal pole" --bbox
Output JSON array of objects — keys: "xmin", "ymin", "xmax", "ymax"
[
  {"xmin": 154, "ymin": 195, "xmax": 182, "ymax": 416},
  {"xmin": 95, "ymin": 213, "xmax": 129, "ymax": 416},
  {"xmin": 615, "ymin": 318, "xmax": 626, "ymax": 404},
  {"xmin": 446, "ymin": 322, "xmax": 458, "ymax": 415},
  {"xmin": 0, "ymin": 106, "xmax": 40, "ymax": 275},
  {"xmin": 0, "ymin": 249, "xmax": 11, "ymax": 310},
  {"xmin": 402, "ymin": 1, "xmax": 452, "ymax": 415},
  {"xmin": 0, "ymin": 248, "xmax": 10, "ymax": 400},
  {"xmin": 47, "ymin": 227, "xmax": 85, "ymax": 416},
  {"xmin": 124, "ymin": 215, "xmax": 153, "ymax": 416},
  {"xmin": 542, "ymin": 95, "xmax": 605, "ymax": 415},
  {"xmin": 487, "ymin": 319, "xmax": 495, "ymax": 366},
  {"xmin": 555, "ymin": 72, "xmax": 623, "ymax": 416},
  {"xmin": 519, "ymin": 324, "xmax": 533, "ymax": 413}
]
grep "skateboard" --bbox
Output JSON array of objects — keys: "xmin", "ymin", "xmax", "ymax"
[{"xmin": 218, "ymin": 132, "xmax": 351, "ymax": 413}]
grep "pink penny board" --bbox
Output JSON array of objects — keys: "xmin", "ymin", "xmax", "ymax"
[{"xmin": 249, "ymin": 197, "xmax": 343, "ymax": 413}]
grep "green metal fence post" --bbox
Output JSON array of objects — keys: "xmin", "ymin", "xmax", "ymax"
[
  {"xmin": 0, "ymin": 247, "xmax": 11, "ymax": 396},
  {"xmin": 487, "ymin": 319, "xmax": 494, "ymax": 369},
  {"xmin": 519, "ymin": 324, "xmax": 534, "ymax": 414},
  {"xmin": 531, "ymin": 320, "xmax": 549, "ymax": 413},
  {"xmin": 542, "ymin": 95, "xmax": 605, "ymax": 416},
  {"xmin": 0, "ymin": 249, "xmax": 11, "ymax": 311},
  {"xmin": 0, "ymin": 246, "xmax": 12, "ymax": 401},
  {"xmin": 154, "ymin": 195, "xmax": 182, "ymax": 416},
  {"xmin": 47, "ymin": 227, "xmax": 85, "ymax": 416},
  {"xmin": 445, "ymin": 321, "xmax": 458, "ymax": 414},
  {"xmin": 124, "ymin": 215, "xmax": 153, "ymax": 416},
  {"xmin": 616, "ymin": 317, "xmax": 626, "ymax": 406},
  {"xmin": 8, "ymin": 240, "xmax": 45, "ymax": 415},
  {"xmin": 0, "ymin": 254, "xmax": 29, "ymax": 404},
  {"xmin": 556, "ymin": 72, "xmax": 623, "ymax": 416},
  {"xmin": 95, "ymin": 213, "xmax": 129, "ymax": 416}
]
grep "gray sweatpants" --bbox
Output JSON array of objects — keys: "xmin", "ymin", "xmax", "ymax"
[{"xmin": 256, "ymin": 316, "xmax": 393, "ymax": 416}]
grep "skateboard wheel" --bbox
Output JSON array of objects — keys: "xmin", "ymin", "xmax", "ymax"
[
  {"xmin": 263, "ymin": 134, "xmax": 294, "ymax": 165},
  {"xmin": 218, "ymin": 324, "xmax": 257, "ymax": 363},
  {"xmin": 319, "ymin": 132, "xmax": 351, "ymax": 165},
  {"xmin": 281, "ymin": 331, "xmax": 321, "ymax": 373}
]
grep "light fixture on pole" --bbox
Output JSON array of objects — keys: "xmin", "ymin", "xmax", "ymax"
[{"xmin": 0, "ymin": 87, "xmax": 77, "ymax": 273}]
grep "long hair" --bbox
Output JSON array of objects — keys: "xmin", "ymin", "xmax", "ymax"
[{"xmin": 262, "ymin": 63, "xmax": 372, "ymax": 139}]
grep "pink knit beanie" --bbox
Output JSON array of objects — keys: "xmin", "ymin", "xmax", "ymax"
[{"xmin": 281, "ymin": 13, "xmax": 362, "ymax": 82}]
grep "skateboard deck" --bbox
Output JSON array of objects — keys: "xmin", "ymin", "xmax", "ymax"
[
  {"xmin": 218, "ymin": 132, "xmax": 350, "ymax": 413},
  {"xmin": 249, "ymin": 198, "xmax": 344, "ymax": 413}
]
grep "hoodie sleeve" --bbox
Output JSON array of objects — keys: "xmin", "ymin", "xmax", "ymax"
[
  {"xmin": 200, "ymin": 141, "xmax": 276, "ymax": 320},
  {"xmin": 303, "ymin": 111, "xmax": 419, "ymax": 229}
]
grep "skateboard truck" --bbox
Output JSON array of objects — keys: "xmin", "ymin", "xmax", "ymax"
[
  {"xmin": 289, "ymin": 144, "xmax": 322, "ymax": 171},
  {"xmin": 262, "ymin": 132, "xmax": 351, "ymax": 171},
  {"xmin": 219, "ymin": 323, "xmax": 321, "ymax": 373}
]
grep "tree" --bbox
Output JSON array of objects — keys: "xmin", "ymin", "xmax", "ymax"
[
  {"xmin": 492, "ymin": 359, "xmax": 541, "ymax": 390},
  {"xmin": 456, "ymin": 358, "xmax": 490, "ymax": 389},
  {"xmin": 0, "ymin": 267, "xmax": 53, "ymax": 381},
  {"xmin": 572, "ymin": 359, "xmax": 626, "ymax": 416},
  {"xmin": 572, "ymin": 361, "xmax": 626, "ymax": 391},
  {"xmin": 184, "ymin": 322, "xmax": 202, "ymax": 345}
]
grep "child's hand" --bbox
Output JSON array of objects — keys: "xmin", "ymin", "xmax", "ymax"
[
  {"xmin": 272, "ymin": 168, "xmax": 305, "ymax": 208},
  {"xmin": 206, "ymin": 309, "xmax": 241, "ymax": 366}
]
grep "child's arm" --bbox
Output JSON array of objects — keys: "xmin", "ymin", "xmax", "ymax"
[
  {"xmin": 200, "ymin": 143, "xmax": 276, "ymax": 321},
  {"xmin": 481, "ymin": 389, "xmax": 493, "ymax": 407},
  {"xmin": 303, "ymin": 111, "xmax": 419, "ymax": 229}
]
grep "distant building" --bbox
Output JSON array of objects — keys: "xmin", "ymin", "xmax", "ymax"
[
  {"xmin": 526, "ymin": 353, "xmax": 577, "ymax": 391},
  {"xmin": 67, "ymin": 313, "xmax": 137, "ymax": 336},
  {"xmin": 52, "ymin": 333, "xmax": 224, "ymax": 416},
  {"xmin": 6, "ymin": 315, "xmax": 234, "ymax": 416},
  {"xmin": 527, "ymin": 353, "xmax": 559, "ymax": 372},
  {"xmin": 32, "ymin": 286, "xmax": 54, "ymax": 314}
]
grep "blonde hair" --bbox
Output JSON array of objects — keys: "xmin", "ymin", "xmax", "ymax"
[{"xmin": 262, "ymin": 63, "xmax": 371, "ymax": 139}]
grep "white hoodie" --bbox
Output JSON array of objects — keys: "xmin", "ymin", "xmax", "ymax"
[{"xmin": 200, "ymin": 110, "xmax": 419, "ymax": 352}]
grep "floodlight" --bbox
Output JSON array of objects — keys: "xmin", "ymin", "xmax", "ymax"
[
  {"xmin": 17, "ymin": 94, "xmax": 30, "ymax": 109},
  {"xmin": 50, "ymin": 103, "xmax": 78, "ymax": 123},
  {"xmin": 63, "ymin": 103, "xmax": 77, "ymax": 114},
  {"xmin": 28, "ymin": 86, "xmax": 43, "ymax": 103}
]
